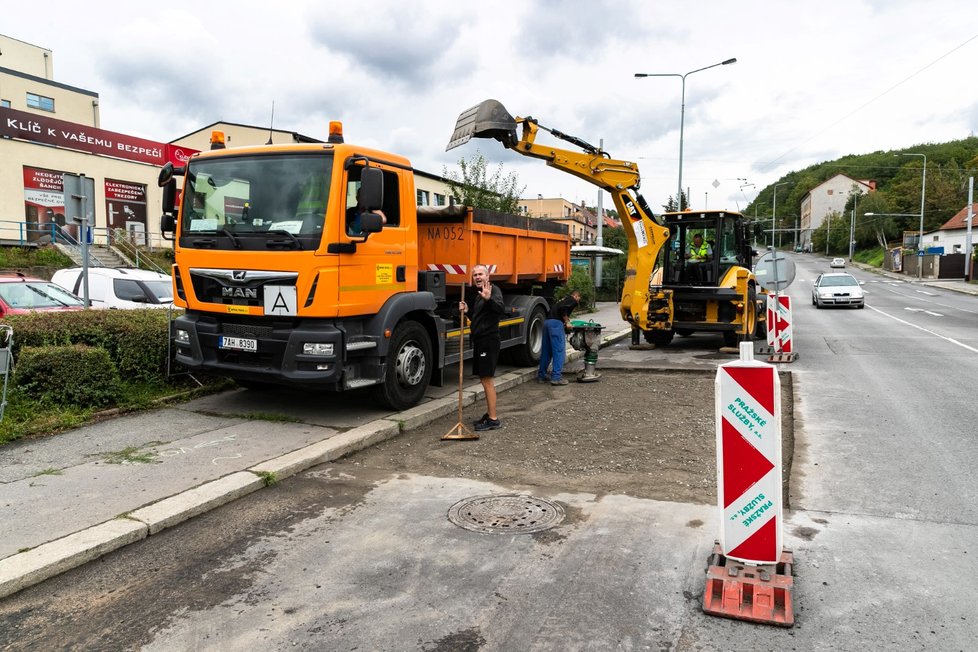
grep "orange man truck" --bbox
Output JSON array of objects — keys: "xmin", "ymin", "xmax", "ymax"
[{"xmin": 158, "ymin": 124, "xmax": 570, "ymax": 409}]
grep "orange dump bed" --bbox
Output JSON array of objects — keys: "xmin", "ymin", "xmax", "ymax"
[{"xmin": 417, "ymin": 205, "xmax": 570, "ymax": 290}]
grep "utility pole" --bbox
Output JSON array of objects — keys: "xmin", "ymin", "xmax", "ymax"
[
  {"xmin": 966, "ymin": 177, "xmax": 974, "ymax": 282},
  {"xmin": 595, "ymin": 139, "xmax": 604, "ymax": 288}
]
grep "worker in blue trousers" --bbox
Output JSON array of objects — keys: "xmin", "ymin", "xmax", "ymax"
[{"xmin": 537, "ymin": 290, "xmax": 580, "ymax": 386}]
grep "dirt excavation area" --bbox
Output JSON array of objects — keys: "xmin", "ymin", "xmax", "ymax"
[{"xmin": 340, "ymin": 369, "xmax": 794, "ymax": 506}]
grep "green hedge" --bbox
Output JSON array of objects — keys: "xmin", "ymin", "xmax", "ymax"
[
  {"xmin": 2, "ymin": 309, "xmax": 171, "ymax": 382},
  {"xmin": 15, "ymin": 344, "xmax": 121, "ymax": 407}
]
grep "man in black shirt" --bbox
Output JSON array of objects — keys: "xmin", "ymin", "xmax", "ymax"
[
  {"xmin": 538, "ymin": 290, "xmax": 581, "ymax": 386},
  {"xmin": 460, "ymin": 264, "xmax": 506, "ymax": 431}
]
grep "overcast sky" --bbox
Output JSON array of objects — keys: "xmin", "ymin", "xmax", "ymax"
[{"xmin": 8, "ymin": 1, "xmax": 978, "ymax": 212}]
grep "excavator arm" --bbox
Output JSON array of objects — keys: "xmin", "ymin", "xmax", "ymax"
[{"xmin": 447, "ymin": 99, "xmax": 673, "ymax": 332}]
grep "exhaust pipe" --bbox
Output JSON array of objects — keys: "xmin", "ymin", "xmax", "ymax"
[{"xmin": 446, "ymin": 99, "xmax": 519, "ymax": 151}]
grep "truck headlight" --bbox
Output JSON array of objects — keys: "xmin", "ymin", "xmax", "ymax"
[
  {"xmin": 175, "ymin": 329, "xmax": 190, "ymax": 344},
  {"xmin": 303, "ymin": 342, "xmax": 334, "ymax": 356}
]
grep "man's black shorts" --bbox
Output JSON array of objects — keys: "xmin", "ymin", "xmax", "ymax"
[{"xmin": 471, "ymin": 335, "xmax": 500, "ymax": 378}]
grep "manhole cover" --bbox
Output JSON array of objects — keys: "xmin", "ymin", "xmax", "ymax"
[{"xmin": 447, "ymin": 494, "xmax": 564, "ymax": 535}]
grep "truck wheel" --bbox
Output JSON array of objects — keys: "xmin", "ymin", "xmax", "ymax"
[
  {"xmin": 508, "ymin": 305, "xmax": 547, "ymax": 366},
  {"xmin": 643, "ymin": 329, "xmax": 674, "ymax": 346},
  {"xmin": 374, "ymin": 321, "xmax": 432, "ymax": 411}
]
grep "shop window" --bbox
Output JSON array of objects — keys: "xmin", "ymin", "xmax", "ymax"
[{"xmin": 27, "ymin": 93, "xmax": 55, "ymax": 112}]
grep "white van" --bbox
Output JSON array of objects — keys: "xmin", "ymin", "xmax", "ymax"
[{"xmin": 51, "ymin": 267, "xmax": 173, "ymax": 310}]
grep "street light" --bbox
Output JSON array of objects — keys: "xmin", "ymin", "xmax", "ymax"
[
  {"xmin": 898, "ymin": 153, "xmax": 927, "ymax": 279},
  {"xmin": 772, "ymin": 182, "xmax": 790, "ymax": 249},
  {"xmin": 635, "ymin": 57, "xmax": 737, "ymax": 210}
]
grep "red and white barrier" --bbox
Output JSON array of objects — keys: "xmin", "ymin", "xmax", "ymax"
[
  {"xmin": 714, "ymin": 344, "xmax": 782, "ymax": 564},
  {"xmin": 766, "ymin": 294, "xmax": 793, "ymax": 354}
]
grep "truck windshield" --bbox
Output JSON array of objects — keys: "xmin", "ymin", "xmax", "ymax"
[{"xmin": 180, "ymin": 153, "xmax": 333, "ymax": 251}]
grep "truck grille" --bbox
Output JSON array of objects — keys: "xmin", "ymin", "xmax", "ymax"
[{"xmin": 223, "ymin": 323, "xmax": 274, "ymax": 338}]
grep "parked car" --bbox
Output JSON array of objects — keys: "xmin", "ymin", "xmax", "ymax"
[
  {"xmin": 830, "ymin": 257, "xmax": 846, "ymax": 268},
  {"xmin": 0, "ymin": 273, "xmax": 84, "ymax": 316},
  {"xmin": 51, "ymin": 267, "xmax": 173, "ymax": 310},
  {"xmin": 812, "ymin": 272, "xmax": 865, "ymax": 309}
]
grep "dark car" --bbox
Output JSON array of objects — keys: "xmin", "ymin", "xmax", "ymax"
[{"xmin": 0, "ymin": 273, "xmax": 84, "ymax": 316}]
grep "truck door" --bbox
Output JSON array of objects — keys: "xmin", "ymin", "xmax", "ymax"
[{"xmin": 337, "ymin": 165, "xmax": 411, "ymax": 316}]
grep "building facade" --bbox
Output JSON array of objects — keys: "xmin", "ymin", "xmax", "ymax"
[
  {"xmin": 1, "ymin": 34, "xmax": 455, "ymax": 251},
  {"xmin": 1, "ymin": 34, "xmax": 185, "ymax": 248},
  {"xmin": 517, "ymin": 196, "xmax": 597, "ymax": 245},
  {"xmin": 799, "ymin": 174, "xmax": 875, "ymax": 249}
]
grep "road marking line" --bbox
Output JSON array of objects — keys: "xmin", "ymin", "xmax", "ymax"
[
  {"xmin": 868, "ymin": 305, "xmax": 978, "ymax": 354},
  {"xmin": 916, "ymin": 290, "xmax": 938, "ymax": 296},
  {"xmin": 924, "ymin": 310, "xmax": 944, "ymax": 317}
]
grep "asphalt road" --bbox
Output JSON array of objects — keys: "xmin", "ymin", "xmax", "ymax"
[{"xmin": 2, "ymin": 264, "xmax": 977, "ymax": 650}]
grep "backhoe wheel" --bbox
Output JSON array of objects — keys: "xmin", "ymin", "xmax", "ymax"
[
  {"xmin": 507, "ymin": 305, "xmax": 546, "ymax": 366},
  {"xmin": 723, "ymin": 286, "xmax": 757, "ymax": 347},
  {"xmin": 374, "ymin": 320, "xmax": 432, "ymax": 411},
  {"xmin": 643, "ymin": 329, "xmax": 674, "ymax": 346}
]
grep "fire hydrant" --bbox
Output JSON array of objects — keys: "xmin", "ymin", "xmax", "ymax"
[{"xmin": 567, "ymin": 319, "xmax": 604, "ymax": 382}]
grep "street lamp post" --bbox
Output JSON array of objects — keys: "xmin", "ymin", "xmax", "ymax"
[
  {"xmin": 635, "ymin": 58, "xmax": 737, "ymax": 210},
  {"xmin": 772, "ymin": 182, "xmax": 790, "ymax": 249},
  {"xmin": 899, "ymin": 153, "xmax": 927, "ymax": 279}
]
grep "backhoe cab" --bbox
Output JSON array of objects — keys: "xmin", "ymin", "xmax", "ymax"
[{"xmin": 449, "ymin": 99, "xmax": 763, "ymax": 348}]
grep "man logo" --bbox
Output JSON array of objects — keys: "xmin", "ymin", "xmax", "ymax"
[
  {"xmin": 222, "ymin": 287, "xmax": 258, "ymax": 299},
  {"xmin": 232, "ymin": 270, "xmax": 247, "ymax": 281}
]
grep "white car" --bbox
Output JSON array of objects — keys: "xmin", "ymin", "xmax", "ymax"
[
  {"xmin": 830, "ymin": 257, "xmax": 846, "ymax": 268},
  {"xmin": 812, "ymin": 272, "xmax": 865, "ymax": 309},
  {"xmin": 51, "ymin": 267, "xmax": 173, "ymax": 309}
]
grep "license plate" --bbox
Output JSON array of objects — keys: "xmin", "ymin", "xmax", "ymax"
[{"xmin": 219, "ymin": 336, "xmax": 257, "ymax": 352}]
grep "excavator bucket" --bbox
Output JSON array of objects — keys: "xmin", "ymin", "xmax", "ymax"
[{"xmin": 446, "ymin": 99, "xmax": 519, "ymax": 151}]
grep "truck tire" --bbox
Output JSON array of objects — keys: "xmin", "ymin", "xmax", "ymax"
[
  {"xmin": 374, "ymin": 320, "xmax": 432, "ymax": 411},
  {"xmin": 643, "ymin": 329, "xmax": 674, "ymax": 346},
  {"xmin": 508, "ymin": 305, "xmax": 547, "ymax": 366}
]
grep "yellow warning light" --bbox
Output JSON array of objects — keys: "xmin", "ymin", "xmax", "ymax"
[
  {"xmin": 210, "ymin": 130, "xmax": 226, "ymax": 150},
  {"xmin": 328, "ymin": 121, "xmax": 344, "ymax": 144}
]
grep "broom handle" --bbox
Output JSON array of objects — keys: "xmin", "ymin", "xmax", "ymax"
[{"xmin": 458, "ymin": 283, "xmax": 466, "ymax": 423}]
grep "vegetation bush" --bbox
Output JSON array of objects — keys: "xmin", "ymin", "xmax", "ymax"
[
  {"xmin": 0, "ymin": 246, "xmax": 74, "ymax": 269},
  {"xmin": 2, "ymin": 309, "xmax": 171, "ymax": 382},
  {"xmin": 15, "ymin": 344, "xmax": 121, "ymax": 407},
  {"xmin": 556, "ymin": 266, "xmax": 596, "ymax": 313}
]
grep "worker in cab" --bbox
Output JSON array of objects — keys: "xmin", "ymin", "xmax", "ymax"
[
  {"xmin": 346, "ymin": 188, "xmax": 387, "ymax": 236},
  {"xmin": 686, "ymin": 233, "xmax": 713, "ymax": 263}
]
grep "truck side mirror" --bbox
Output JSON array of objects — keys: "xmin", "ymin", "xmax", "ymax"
[
  {"xmin": 359, "ymin": 167, "xmax": 384, "ymax": 210},
  {"xmin": 162, "ymin": 179, "xmax": 177, "ymax": 216},
  {"xmin": 161, "ymin": 178, "xmax": 177, "ymax": 241},
  {"xmin": 359, "ymin": 212, "xmax": 384, "ymax": 234}
]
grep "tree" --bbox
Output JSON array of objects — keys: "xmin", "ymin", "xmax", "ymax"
[
  {"xmin": 662, "ymin": 190, "xmax": 689, "ymax": 212},
  {"xmin": 442, "ymin": 150, "xmax": 525, "ymax": 213}
]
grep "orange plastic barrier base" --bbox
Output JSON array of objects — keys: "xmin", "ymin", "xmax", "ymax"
[{"xmin": 702, "ymin": 543, "xmax": 795, "ymax": 627}]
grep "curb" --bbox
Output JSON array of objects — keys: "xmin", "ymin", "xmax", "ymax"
[{"xmin": 0, "ymin": 325, "xmax": 634, "ymax": 599}]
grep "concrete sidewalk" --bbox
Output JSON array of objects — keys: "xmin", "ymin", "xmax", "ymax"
[{"xmin": 0, "ymin": 302, "xmax": 631, "ymax": 598}]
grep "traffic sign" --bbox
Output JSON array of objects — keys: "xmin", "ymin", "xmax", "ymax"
[
  {"xmin": 753, "ymin": 251, "xmax": 795, "ymax": 293},
  {"xmin": 715, "ymin": 352, "xmax": 783, "ymax": 564},
  {"xmin": 766, "ymin": 295, "xmax": 793, "ymax": 353}
]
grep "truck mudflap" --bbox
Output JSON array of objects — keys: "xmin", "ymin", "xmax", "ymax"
[{"xmin": 171, "ymin": 313, "xmax": 346, "ymax": 386}]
